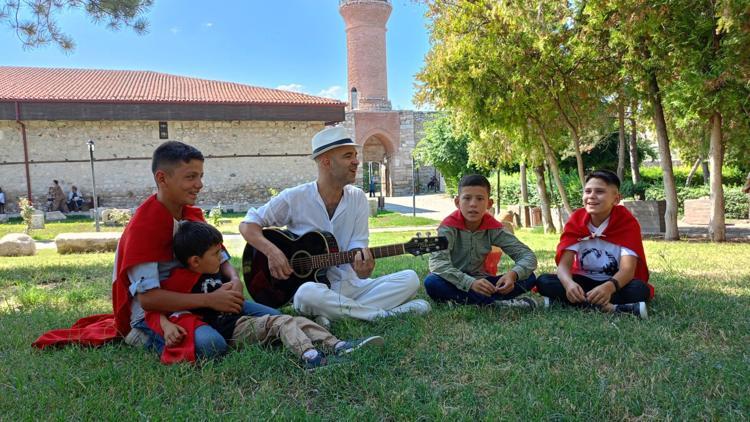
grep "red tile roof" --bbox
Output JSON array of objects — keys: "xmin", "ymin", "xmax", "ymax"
[{"xmin": 0, "ymin": 66, "xmax": 345, "ymax": 106}]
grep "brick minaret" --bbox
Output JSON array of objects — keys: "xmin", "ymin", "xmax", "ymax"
[{"xmin": 339, "ymin": 0, "xmax": 392, "ymax": 111}]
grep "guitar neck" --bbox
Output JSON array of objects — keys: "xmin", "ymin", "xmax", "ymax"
[{"xmin": 315, "ymin": 243, "xmax": 406, "ymax": 269}]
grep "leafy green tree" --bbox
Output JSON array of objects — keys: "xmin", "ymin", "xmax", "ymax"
[
  {"xmin": 412, "ymin": 114, "xmax": 486, "ymax": 195},
  {"xmin": 1, "ymin": 0, "xmax": 152, "ymax": 50}
]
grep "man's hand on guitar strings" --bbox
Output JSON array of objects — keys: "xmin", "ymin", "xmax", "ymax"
[
  {"xmin": 267, "ymin": 246, "xmax": 294, "ymax": 280},
  {"xmin": 352, "ymin": 248, "xmax": 375, "ymax": 279}
]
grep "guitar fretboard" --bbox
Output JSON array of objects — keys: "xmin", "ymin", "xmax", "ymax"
[{"xmin": 309, "ymin": 243, "xmax": 407, "ymax": 269}]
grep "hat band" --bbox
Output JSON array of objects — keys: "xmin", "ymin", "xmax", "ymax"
[{"xmin": 312, "ymin": 138, "xmax": 354, "ymax": 155}]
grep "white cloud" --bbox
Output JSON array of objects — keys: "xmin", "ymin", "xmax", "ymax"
[
  {"xmin": 276, "ymin": 83, "xmax": 306, "ymax": 93},
  {"xmin": 316, "ymin": 85, "xmax": 345, "ymax": 100},
  {"xmin": 169, "ymin": 26, "xmax": 180, "ymax": 34},
  {"xmin": 202, "ymin": 22, "xmax": 214, "ymax": 28}
]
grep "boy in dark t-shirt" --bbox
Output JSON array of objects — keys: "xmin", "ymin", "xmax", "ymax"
[{"xmin": 146, "ymin": 221, "xmax": 383, "ymax": 369}]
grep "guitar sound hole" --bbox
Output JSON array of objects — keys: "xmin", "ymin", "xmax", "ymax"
[{"xmin": 289, "ymin": 251, "xmax": 312, "ymax": 277}]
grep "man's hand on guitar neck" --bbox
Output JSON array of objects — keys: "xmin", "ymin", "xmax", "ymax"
[{"xmin": 352, "ymin": 248, "xmax": 375, "ymax": 279}]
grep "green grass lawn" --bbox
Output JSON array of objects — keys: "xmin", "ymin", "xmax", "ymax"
[{"xmin": 1, "ymin": 230, "xmax": 749, "ymax": 419}]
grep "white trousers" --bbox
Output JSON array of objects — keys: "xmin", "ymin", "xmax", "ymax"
[{"xmin": 292, "ymin": 269, "xmax": 420, "ymax": 321}]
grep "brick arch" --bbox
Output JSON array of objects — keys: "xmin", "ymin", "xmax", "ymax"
[{"xmin": 358, "ymin": 131, "xmax": 397, "ymax": 196}]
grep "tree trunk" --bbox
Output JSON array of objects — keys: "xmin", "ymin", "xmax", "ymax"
[
  {"xmin": 686, "ymin": 157, "xmax": 701, "ymax": 186},
  {"xmin": 701, "ymin": 155, "xmax": 710, "ymax": 184},
  {"xmin": 647, "ymin": 71, "xmax": 680, "ymax": 240},
  {"xmin": 520, "ymin": 162, "xmax": 531, "ymax": 227},
  {"xmin": 629, "ymin": 105, "xmax": 641, "ymax": 184},
  {"xmin": 534, "ymin": 165, "xmax": 556, "ymax": 233},
  {"xmin": 617, "ymin": 97, "xmax": 627, "ymax": 183},
  {"xmin": 554, "ymin": 97, "xmax": 586, "ymax": 186},
  {"xmin": 540, "ymin": 136, "xmax": 574, "ymax": 214},
  {"xmin": 708, "ymin": 112, "xmax": 726, "ymax": 242}
]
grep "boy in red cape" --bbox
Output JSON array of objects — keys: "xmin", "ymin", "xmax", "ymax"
[
  {"xmin": 537, "ymin": 170, "xmax": 654, "ymax": 318},
  {"xmin": 425, "ymin": 174, "xmax": 538, "ymax": 308},
  {"xmin": 34, "ymin": 141, "xmax": 279, "ymax": 358}
]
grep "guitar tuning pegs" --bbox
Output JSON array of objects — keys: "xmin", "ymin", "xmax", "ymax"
[
  {"xmin": 426, "ymin": 231, "xmax": 431, "ymax": 238},
  {"xmin": 416, "ymin": 232, "xmax": 422, "ymax": 238}
]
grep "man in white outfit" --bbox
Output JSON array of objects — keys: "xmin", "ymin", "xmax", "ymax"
[{"xmin": 240, "ymin": 126, "xmax": 430, "ymax": 325}]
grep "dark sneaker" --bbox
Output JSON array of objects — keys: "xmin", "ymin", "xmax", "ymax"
[
  {"xmin": 335, "ymin": 336, "xmax": 385, "ymax": 356},
  {"xmin": 613, "ymin": 302, "xmax": 648, "ymax": 319},
  {"xmin": 494, "ymin": 297, "xmax": 537, "ymax": 309},
  {"xmin": 302, "ymin": 353, "xmax": 328, "ymax": 372}
]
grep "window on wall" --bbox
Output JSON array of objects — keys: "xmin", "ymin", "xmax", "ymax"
[
  {"xmin": 159, "ymin": 122, "xmax": 168, "ymax": 139},
  {"xmin": 350, "ymin": 88, "xmax": 358, "ymax": 110}
]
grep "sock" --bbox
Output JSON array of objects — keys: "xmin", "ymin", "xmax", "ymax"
[{"xmin": 302, "ymin": 349, "xmax": 319, "ymax": 361}]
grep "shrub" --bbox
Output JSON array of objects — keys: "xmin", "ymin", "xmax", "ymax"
[
  {"xmin": 208, "ymin": 202, "xmax": 223, "ymax": 227},
  {"xmin": 18, "ymin": 197, "xmax": 34, "ymax": 234}
]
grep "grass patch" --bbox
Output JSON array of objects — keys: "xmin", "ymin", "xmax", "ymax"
[
  {"xmin": 1, "ymin": 230, "xmax": 749, "ymax": 419},
  {"xmin": 368, "ymin": 210, "xmax": 440, "ymax": 229}
]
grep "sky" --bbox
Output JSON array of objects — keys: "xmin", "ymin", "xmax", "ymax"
[{"xmin": 1, "ymin": 0, "xmax": 431, "ymax": 110}]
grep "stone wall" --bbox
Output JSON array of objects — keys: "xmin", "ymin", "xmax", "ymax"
[{"xmin": 0, "ymin": 119, "xmax": 323, "ymax": 211}]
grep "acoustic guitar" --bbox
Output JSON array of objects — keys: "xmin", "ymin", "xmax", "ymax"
[{"xmin": 242, "ymin": 228, "xmax": 448, "ymax": 308}]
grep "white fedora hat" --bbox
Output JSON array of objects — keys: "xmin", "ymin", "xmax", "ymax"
[{"xmin": 310, "ymin": 126, "xmax": 361, "ymax": 159}]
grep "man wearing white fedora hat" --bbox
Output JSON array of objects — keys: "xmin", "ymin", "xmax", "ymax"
[{"xmin": 240, "ymin": 126, "xmax": 430, "ymax": 325}]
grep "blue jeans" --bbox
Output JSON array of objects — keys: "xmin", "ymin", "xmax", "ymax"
[
  {"xmin": 135, "ymin": 300, "xmax": 280, "ymax": 359},
  {"xmin": 424, "ymin": 272, "xmax": 537, "ymax": 306}
]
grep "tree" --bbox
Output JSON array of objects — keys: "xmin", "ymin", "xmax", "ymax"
[
  {"xmin": 413, "ymin": 114, "xmax": 486, "ymax": 195},
  {"xmin": 1, "ymin": 0, "xmax": 152, "ymax": 50},
  {"xmin": 660, "ymin": 0, "xmax": 750, "ymax": 242}
]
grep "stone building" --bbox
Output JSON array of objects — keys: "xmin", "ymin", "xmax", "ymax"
[
  {"xmin": 0, "ymin": 66, "xmax": 345, "ymax": 211},
  {"xmin": 0, "ymin": 0, "xmax": 437, "ymax": 212}
]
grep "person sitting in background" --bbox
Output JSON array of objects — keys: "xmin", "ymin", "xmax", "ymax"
[
  {"xmin": 68, "ymin": 185, "xmax": 84, "ymax": 211},
  {"xmin": 0, "ymin": 187, "xmax": 5, "ymax": 214},
  {"xmin": 51, "ymin": 180, "xmax": 69, "ymax": 213}
]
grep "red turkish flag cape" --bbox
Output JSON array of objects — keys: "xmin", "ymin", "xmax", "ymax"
[
  {"xmin": 556, "ymin": 206, "xmax": 654, "ymax": 299},
  {"xmin": 144, "ymin": 268, "xmax": 207, "ymax": 364},
  {"xmin": 32, "ymin": 194, "xmax": 206, "ymax": 349},
  {"xmin": 440, "ymin": 209, "xmax": 505, "ymax": 275}
]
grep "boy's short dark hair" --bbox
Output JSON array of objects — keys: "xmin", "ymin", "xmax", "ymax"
[
  {"xmin": 585, "ymin": 169, "xmax": 621, "ymax": 189},
  {"xmin": 152, "ymin": 141, "xmax": 204, "ymax": 175},
  {"xmin": 458, "ymin": 174, "xmax": 491, "ymax": 196},
  {"xmin": 173, "ymin": 221, "xmax": 223, "ymax": 267}
]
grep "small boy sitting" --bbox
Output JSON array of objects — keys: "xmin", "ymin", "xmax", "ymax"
[
  {"xmin": 146, "ymin": 221, "xmax": 383, "ymax": 369},
  {"xmin": 425, "ymin": 174, "xmax": 538, "ymax": 308},
  {"xmin": 537, "ymin": 170, "xmax": 654, "ymax": 318}
]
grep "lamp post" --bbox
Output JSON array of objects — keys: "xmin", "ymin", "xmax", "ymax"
[{"xmin": 87, "ymin": 139, "xmax": 100, "ymax": 232}]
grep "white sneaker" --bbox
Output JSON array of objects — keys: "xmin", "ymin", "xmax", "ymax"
[
  {"xmin": 124, "ymin": 327, "xmax": 148, "ymax": 347},
  {"xmin": 494, "ymin": 297, "xmax": 537, "ymax": 309},
  {"xmin": 314, "ymin": 315, "xmax": 331, "ymax": 329},
  {"xmin": 388, "ymin": 299, "xmax": 431, "ymax": 316}
]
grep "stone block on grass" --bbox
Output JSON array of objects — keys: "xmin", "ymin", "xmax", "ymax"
[
  {"xmin": 55, "ymin": 232, "xmax": 121, "ymax": 254},
  {"xmin": 45, "ymin": 211, "xmax": 67, "ymax": 222},
  {"xmin": 0, "ymin": 233, "xmax": 36, "ymax": 256}
]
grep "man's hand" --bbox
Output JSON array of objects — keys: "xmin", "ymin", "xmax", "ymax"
[
  {"xmin": 267, "ymin": 245, "xmax": 293, "ymax": 280},
  {"xmin": 163, "ymin": 320, "xmax": 186, "ymax": 347},
  {"xmin": 586, "ymin": 282, "xmax": 615, "ymax": 306},
  {"xmin": 352, "ymin": 248, "xmax": 375, "ymax": 279},
  {"xmin": 470, "ymin": 278, "xmax": 496, "ymax": 297},
  {"xmin": 561, "ymin": 279, "xmax": 586, "ymax": 303},
  {"xmin": 206, "ymin": 283, "xmax": 245, "ymax": 314},
  {"xmin": 494, "ymin": 271, "xmax": 518, "ymax": 295}
]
